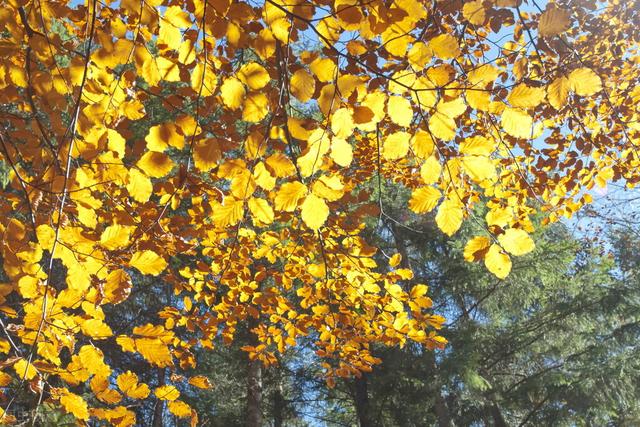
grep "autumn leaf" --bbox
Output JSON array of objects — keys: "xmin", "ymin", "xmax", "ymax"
[{"xmin": 129, "ymin": 250, "xmax": 168, "ymax": 276}]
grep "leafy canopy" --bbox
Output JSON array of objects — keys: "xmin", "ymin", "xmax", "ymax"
[{"xmin": 0, "ymin": 0, "xmax": 639, "ymax": 424}]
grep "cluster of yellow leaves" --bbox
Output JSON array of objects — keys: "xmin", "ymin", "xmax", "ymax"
[{"xmin": 0, "ymin": 0, "xmax": 638, "ymax": 423}]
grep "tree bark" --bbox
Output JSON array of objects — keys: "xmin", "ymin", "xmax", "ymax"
[
  {"xmin": 272, "ymin": 383, "xmax": 285, "ymax": 427},
  {"xmin": 354, "ymin": 373, "xmax": 375, "ymax": 427},
  {"xmin": 152, "ymin": 369, "xmax": 166, "ymax": 427},
  {"xmin": 246, "ymin": 315, "xmax": 262, "ymax": 427}
]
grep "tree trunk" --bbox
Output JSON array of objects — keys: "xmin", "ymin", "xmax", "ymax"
[
  {"xmin": 272, "ymin": 383, "xmax": 285, "ymax": 427},
  {"xmin": 246, "ymin": 315, "xmax": 262, "ymax": 427},
  {"xmin": 489, "ymin": 401, "xmax": 508, "ymax": 427},
  {"xmin": 426, "ymin": 353, "xmax": 454, "ymax": 427},
  {"xmin": 152, "ymin": 369, "xmax": 166, "ymax": 427},
  {"xmin": 246, "ymin": 357, "xmax": 262, "ymax": 427},
  {"xmin": 354, "ymin": 374, "xmax": 374, "ymax": 427}
]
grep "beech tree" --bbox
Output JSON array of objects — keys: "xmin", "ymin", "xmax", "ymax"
[{"xmin": 0, "ymin": 0, "xmax": 639, "ymax": 424}]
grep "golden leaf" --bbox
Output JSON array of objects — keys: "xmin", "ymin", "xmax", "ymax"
[
  {"xmin": 408, "ymin": 187, "xmax": 441, "ymax": 214},
  {"xmin": 301, "ymin": 194, "xmax": 329, "ymax": 230},
  {"xmin": 188, "ymin": 375, "xmax": 212, "ymax": 389},
  {"xmin": 100, "ymin": 224, "xmax": 133, "ymax": 251},
  {"xmin": 484, "ymin": 244, "xmax": 512, "ymax": 279},
  {"xmin": 290, "ymin": 69, "xmax": 316, "ymax": 102},
  {"xmin": 387, "ymin": 96, "xmax": 413, "ymax": 127},
  {"xmin": 435, "ymin": 199, "xmax": 463, "ymax": 236},
  {"xmin": 568, "ymin": 68, "xmax": 602, "ymax": 97},
  {"xmin": 498, "ymin": 228, "xmax": 535, "ymax": 256},
  {"xmin": 547, "ymin": 76, "xmax": 569, "ymax": 110},
  {"xmin": 463, "ymin": 236, "xmax": 491, "ymax": 262},
  {"xmin": 155, "ymin": 385, "xmax": 180, "ymax": 401},
  {"xmin": 136, "ymin": 151, "xmax": 175, "ymax": 178},
  {"xmin": 59, "ymin": 390, "xmax": 89, "ymax": 421},
  {"xmin": 117, "ymin": 371, "xmax": 151, "ymax": 399},
  {"xmin": 383, "ymin": 131, "xmax": 411, "ymax": 160},
  {"xmin": 501, "ymin": 107, "xmax": 533, "ymax": 139},
  {"xmin": 129, "ymin": 250, "xmax": 168, "ymax": 276},
  {"xmin": 507, "ymin": 84, "xmax": 545, "ymax": 109},
  {"xmin": 538, "ymin": 5, "xmax": 571, "ymax": 37},
  {"xmin": 238, "ymin": 62, "xmax": 271, "ymax": 90}
]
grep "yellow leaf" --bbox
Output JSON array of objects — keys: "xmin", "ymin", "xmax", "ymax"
[
  {"xmin": 127, "ymin": 168, "xmax": 153, "ymax": 203},
  {"xmin": 420, "ymin": 155, "xmax": 442, "ymax": 184},
  {"xmin": 330, "ymin": 138, "xmax": 353, "ymax": 167},
  {"xmin": 507, "ymin": 84, "xmax": 545, "ymax": 108},
  {"xmin": 501, "ymin": 107, "xmax": 532, "ymax": 139},
  {"xmin": 117, "ymin": 371, "xmax": 150, "ymax": 399},
  {"xmin": 429, "ymin": 34, "xmax": 460, "ymax": 59},
  {"xmin": 100, "ymin": 224, "xmax": 133, "ymax": 251},
  {"xmin": 168, "ymin": 400, "xmax": 192, "ymax": 417},
  {"xmin": 275, "ymin": 181, "xmax": 307, "ymax": 211},
  {"xmin": 193, "ymin": 139, "xmax": 221, "ymax": 172},
  {"xmin": 248, "ymin": 197, "xmax": 274, "ymax": 225},
  {"xmin": 137, "ymin": 151, "xmax": 175, "ymax": 178},
  {"xmin": 463, "ymin": 236, "xmax": 491, "ymax": 262},
  {"xmin": 498, "ymin": 228, "xmax": 535, "ymax": 256},
  {"xmin": 145, "ymin": 123, "xmax": 184, "ymax": 152},
  {"xmin": 429, "ymin": 112, "xmax": 456, "ymax": 140},
  {"xmin": 178, "ymin": 39, "xmax": 196, "ymax": 64},
  {"xmin": 538, "ymin": 5, "xmax": 571, "ymax": 37},
  {"xmin": 243, "ymin": 93, "xmax": 269, "ymax": 122},
  {"xmin": 310, "ymin": 57, "xmax": 337, "ymax": 83},
  {"xmin": 238, "ymin": 62, "xmax": 270, "ymax": 90},
  {"xmin": 568, "ymin": 68, "xmax": 602, "ymax": 97},
  {"xmin": 312, "ymin": 174, "xmax": 344, "ymax": 201},
  {"xmin": 81, "ymin": 318, "xmax": 113, "ymax": 339},
  {"xmin": 547, "ymin": 76, "xmax": 569, "ymax": 110},
  {"xmin": 331, "ymin": 108, "xmax": 354, "ymax": 139},
  {"xmin": 290, "ymin": 69, "xmax": 316, "ymax": 102},
  {"xmin": 91, "ymin": 376, "xmax": 122, "ymax": 404},
  {"xmin": 484, "ymin": 244, "xmax": 511, "ymax": 279},
  {"xmin": 253, "ymin": 162, "xmax": 275, "ymax": 190},
  {"xmin": 467, "ymin": 64, "xmax": 500, "ymax": 87},
  {"xmin": 13, "ymin": 359, "xmax": 38, "ymax": 380},
  {"xmin": 389, "ymin": 253, "xmax": 402, "ymax": 268},
  {"xmin": 411, "ymin": 130, "xmax": 434, "ymax": 159},
  {"xmin": 230, "ymin": 169, "xmax": 256, "ymax": 199},
  {"xmin": 104, "ymin": 269, "xmax": 132, "ymax": 304},
  {"xmin": 463, "ymin": 0, "xmax": 486, "ymax": 25},
  {"xmin": 387, "ymin": 96, "xmax": 413, "ymax": 127},
  {"xmin": 59, "ymin": 390, "xmax": 89, "ymax": 420},
  {"xmin": 408, "ymin": 187, "xmax": 441, "ymax": 213},
  {"xmin": 157, "ymin": 57, "xmax": 181, "ymax": 82},
  {"xmin": 301, "ymin": 194, "xmax": 329, "ymax": 230},
  {"xmin": 159, "ymin": 13, "xmax": 183, "ymax": 50},
  {"xmin": 188, "ymin": 375, "xmax": 212, "ymax": 389},
  {"xmin": 459, "ymin": 136, "xmax": 494, "ymax": 156},
  {"xmin": 383, "ymin": 131, "xmax": 410, "ymax": 160},
  {"xmin": 461, "ymin": 156, "xmax": 496, "ymax": 182},
  {"xmin": 435, "ymin": 199, "xmax": 463, "ymax": 236},
  {"xmin": 212, "ymin": 198, "xmax": 245, "ymax": 227},
  {"xmin": 220, "ymin": 77, "xmax": 246, "ymax": 110},
  {"xmin": 191, "ymin": 63, "xmax": 217, "ymax": 96},
  {"xmin": 407, "ymin": 42, "xmax": 432, "ymax": 70},
  {"xmin": 155, "ymin": 385, "xmax": 180, "ymax": 401},
  {"xmin": 129, "ymin": 250, "xmax": 167, "ymax": 276}
]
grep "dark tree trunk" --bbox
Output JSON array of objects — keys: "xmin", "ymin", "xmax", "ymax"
[
  {"xmin": 152, "ymin": 369, "xmax": 166, "ymax": 427},
  {"xmin": 272, "ymin": 383, "xmax": 285, "ymax": 427},
  {"xmin": 246, "ymin": 316, "xmax": 262, "ymax": 427},
  {"xmin": 426, "ymin": 353, "xmax": 454, "ymax": 427},
  {"xmin": 489, "ymin": 401, "xmax": 508, "ymax": 427},
  {"xmin": 354, "ymin": 374, "xmax": 373, "ymax": 427}
]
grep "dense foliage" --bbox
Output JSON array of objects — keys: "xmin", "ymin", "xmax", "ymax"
[{"xmin": 0, "ymin": 0, "xmax": 639, "ymax": 424}]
